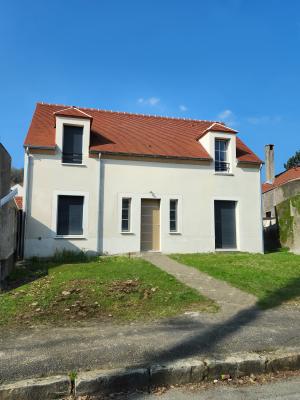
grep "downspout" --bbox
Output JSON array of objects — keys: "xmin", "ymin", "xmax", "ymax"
[
  {"xmin": 259, "ymin": 163, "xmax": 265, "ymax": 253},
  {"xmin": 22, "ymin": 147, "xmax": 32, "ymax": 258},
  {"xmin": 97, "ymin": 153, "xmax": 102, "ymax": 254}
]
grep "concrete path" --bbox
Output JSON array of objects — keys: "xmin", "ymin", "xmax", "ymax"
[{"xmin": 142, "ymin": 253, "xmax": 257, "ymax": 314}]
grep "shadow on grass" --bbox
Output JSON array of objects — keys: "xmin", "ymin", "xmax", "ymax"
[{"xmin": 2, "ymin": 251, "xmax": 98, "ymax": 292}]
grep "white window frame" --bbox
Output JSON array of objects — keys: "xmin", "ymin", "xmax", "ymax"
[
  {"xmin": 215, "ymin": 138, "xmax": 230, "ymax": 173},
  {"xmin": 121, "ymin": 197, "xmax": 132, "ymax": 233},
  {"xmin": 169, "ymin": 199, "xmax": 178, "ymax": 233},
  {"xmin": 167, "ymin": 195, "xmax": 182, "ymax": 235},
  {"xmin": 52, "ymin": 190, "xmax": 89, "ymax": 239},
  {"xmin": 55, "ymin": 116, "xmax": 91, "ymax": 166}
]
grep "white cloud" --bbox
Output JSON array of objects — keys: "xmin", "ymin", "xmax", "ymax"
[
  {"xmin": 137, "ymin": 97, "xmax": 160, "ymax": 106},
  {"xmin": 217, "ymin": 109, "xmax": 237, "ymax": 127},
  {"xmin": 247, "ymin": 115, "xmax": 282, "ymax": 125},
  {"xmin": 218, "ymin": 109, "xmax": 234, "ymax": 120},
  {"xmin": 179, "ymin": 105, "xmax": 188, "ymax": 112}
]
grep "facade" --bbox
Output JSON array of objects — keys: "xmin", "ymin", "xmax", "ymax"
[
  {"xmin": 23, "ymin": 103, "xmax": 263, "ymax": 258},
  {"xmin": 0, "ymin": 144, "xmax": 18, "ymax": 282},
  {"xmin": 262, "ymin": 145, "xmax": 300, "ymax": 251}
]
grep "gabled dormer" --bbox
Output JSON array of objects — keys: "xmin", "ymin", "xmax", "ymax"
[
  {"xmin": 54, "ymin": 107, "xmax": 93, "ymax": 165},
  {"xmin": 198, "ymin": 122, "xmax": 238, "ymax": 174}
]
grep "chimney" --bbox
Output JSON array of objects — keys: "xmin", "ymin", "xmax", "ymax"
[{"xmin": 265, "ymin": 144, "xmax": 275, "ymax": 183}]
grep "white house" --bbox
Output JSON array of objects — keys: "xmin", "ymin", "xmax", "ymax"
[{"xmin": 23, "ymin": 102, "xmax": 263, "ymax": 258}]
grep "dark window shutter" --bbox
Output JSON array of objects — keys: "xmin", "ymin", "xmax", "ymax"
[
  {"xmin": 57, "ymin": 196, "xmax": 84, "ymax": 235},
  {"xmin": 62, "ymin": 126, "xmax": 83, "ymax": 164},
  {"xmin": 214, "ymin": 200, "xmax": 237, "ymax": 249}
]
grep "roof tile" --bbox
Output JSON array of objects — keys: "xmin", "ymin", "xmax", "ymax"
[{"xmin": 24, "ymin": 103, "xmax": 261, "ymax": 163}]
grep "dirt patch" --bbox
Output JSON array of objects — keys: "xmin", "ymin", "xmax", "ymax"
[{"xmin": 107, "ymin": 279, "xmax": 140, "ymax": 294}]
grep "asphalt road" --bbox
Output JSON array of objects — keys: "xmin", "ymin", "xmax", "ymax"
[
  {"xmin": 112, "ymin": 377, "xmax": 300, "ymax": 399},
  {"xmin": 1, "ymin": 303, "xmax": 300, "ymax": 383}
]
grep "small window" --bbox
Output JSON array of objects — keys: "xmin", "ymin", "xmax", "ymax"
[
  {"xmin": 266, "ymin": 211, "xmax": 272, "ymax": 218},
  {"xmin": 57, "ymin": 195, "xmax": 84, "ymax": 235},
  {"xmin": 215, "ymin": 139, "xmax": 229, "ymax": 172},
  {"xmin": 121, "ymin": 198, "xmax": 131, "ymax": 232},
  {"xmin": 62, "ymin": 125, "xmax": 83, "ymax": 164},
  {"xmin": 170, "ymin": 199, "xmax": 178, "ymax": 232}
]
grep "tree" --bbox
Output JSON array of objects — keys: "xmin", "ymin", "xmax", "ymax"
[
  {"xmin": 284, "ymin": 150, "xmax": 300, "ymax": 170},
  {"xmin": 11, "ymin": 167, "xmax": 24, "ymax": 185}
]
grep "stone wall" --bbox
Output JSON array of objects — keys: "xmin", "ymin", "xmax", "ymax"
[{"xmin": 0, "ymin": 144, "xmax": 17, "ymax": 283}]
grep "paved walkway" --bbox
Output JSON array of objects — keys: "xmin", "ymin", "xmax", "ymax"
[{"xmin": 142, "ymin": 253, "xmax": 257, "ymax": 314}]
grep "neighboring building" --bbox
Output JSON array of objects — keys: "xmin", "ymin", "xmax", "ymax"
[
  {"xmin": 0, "ymin": 144, "xmax": 18, "ymax": 283},
  {"xmin": 262, "ymin": 145, "xmax": 300, "ymax": 251},
  {"xmin": 23, "ymin": 102, "xmax": 264, "ymax": 258},
  {"xmin": 11, "ymin": 183, "xmax": 23, "ymax": 211}
]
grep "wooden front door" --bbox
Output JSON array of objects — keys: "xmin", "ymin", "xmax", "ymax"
[{"xmin": 140, "ymin": 199, "xmax": 160, "ymax": 251}]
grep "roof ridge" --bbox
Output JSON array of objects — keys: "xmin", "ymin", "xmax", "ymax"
[{"xmin": 36, "ymin": 102, "xmax": 221, "ymax": 125}]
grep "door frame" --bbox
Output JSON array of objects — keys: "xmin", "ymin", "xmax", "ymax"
[
  {"xmin": 140, "ymin": 196, "xmax": 161, "ymax": 252},
  {"xmin": 212, "ymin": 197, "xmax": 240, "ymax": 251}
]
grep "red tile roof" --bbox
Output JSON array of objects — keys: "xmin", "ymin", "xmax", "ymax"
[
  {"xmin": 262, "ymin": 167, "xmax": 300, "ymax": 193},
  {"xmin": 24, "ymin": 103, "xmax": 261, "ymax": 163},
  {"xmin": 14, "ymin": 196, "xmax": 23, "ymax": 210}
]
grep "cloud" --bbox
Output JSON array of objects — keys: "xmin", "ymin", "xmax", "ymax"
[
  {"xmin": 217, "ymin": 109, "xmax": 237, "ymax": 127},
  {"xmin": 246, "ymin": 115, "xmax": 282, "ymax": 125},
  {"xmin": 179, "ymin": 105, "xmax": 188, "ymax": 112},
  {"xmin": 137, "ymin": 97, "xmax": 160, "ymax": 106}
]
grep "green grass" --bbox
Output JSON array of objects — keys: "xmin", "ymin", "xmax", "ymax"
[
  {"xmin": 0, "ymin": 256, "xmax": 217, "ymax": 327},
  {"xmin": 171, "ymin": 251, "xmax": 300, "ymax": 309}
]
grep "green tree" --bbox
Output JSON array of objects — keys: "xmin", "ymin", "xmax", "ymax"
[
  {"xmin": 11, "ymin": 167, "xmax": 24, "ymax": 185},
  {"xmin": 284, "ymin": 150, "xmax": 300, "ymax": 170}
]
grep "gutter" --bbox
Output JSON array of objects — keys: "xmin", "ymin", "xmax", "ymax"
[
  {"xmin": 23, "ymin": 144, "xmax": 56, "ymax": 150},
  {"xmin": 89, "ymin": 150, "xmax": 212, "ymax": 162}
]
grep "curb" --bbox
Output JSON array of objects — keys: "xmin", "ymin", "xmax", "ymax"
[{"xmin": 1, "ymin": 348, "xmax": 300, "ymax": 399}]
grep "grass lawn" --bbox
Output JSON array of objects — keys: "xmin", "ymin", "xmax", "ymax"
[
  {"xmin": 171, "ymin": 251, "xmax": 300, "ymax": 309},
  {"xmin": 0, "ymin": 256, "xmax": 217, "ymax": 327}
]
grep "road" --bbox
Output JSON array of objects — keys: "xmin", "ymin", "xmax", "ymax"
[
  {"xmin": 1, "ymin": 304, "xmax": 300, "ymax": 382},
  {"xmin": 109, "ymin": 376, "xmax": 300, "ymax": 399}
]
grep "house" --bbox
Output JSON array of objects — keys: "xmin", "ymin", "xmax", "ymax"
[
  {"xmin": 262, "ymin": 144, "xmax": 300, "ymax": 251},
  {"xmin": 0, "ymin": 144, "xmax": 19, "ymax": 283},
  {"xmin": 23, "ymin": 102, "xmax": 263, "ymax": 258}
]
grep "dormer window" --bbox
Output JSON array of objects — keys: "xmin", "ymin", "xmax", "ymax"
[
  {"xmin": 62, "ymin": 125, "xmax": 83, "ymax": 164},
  {"xmin": 215, "ymin": 139, "xmax": 230, "ymax": 172}
]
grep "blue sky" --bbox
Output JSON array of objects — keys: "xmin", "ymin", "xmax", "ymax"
[{"xmin": 0, "ymin": 0, "xmax": 299, "ymax": 175}]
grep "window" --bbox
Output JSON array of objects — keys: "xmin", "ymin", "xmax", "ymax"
[
  {"xmin": 266, "ymin": 211, "xmax": 272, "ymax": 218},
  {"xmin": 170, "ymin": 199, "xmax": 178, "ymax": 232},
  {"xmin": 57, "ymin": 195, "xmax": 84, "ymax": 235},
  {"xmin": 121, "ymin": 198, "xmax": 131, "ymax": 232},
  {"xmin": 215, "ymin": 139, "xmax": 229, "ymax": 172},
  {"xmin": 62, "ymin": 125, "xmax": 83, "ymax": 164}
]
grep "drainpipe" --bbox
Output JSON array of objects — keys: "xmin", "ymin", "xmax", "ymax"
[
  {"xmin": 97, "ymin": 153, "xmax": 102, "ymax": 254},
  {"xmin": 22, "ymin": 147, "xmax": 32, "ymax": 258},
  {"xmin": 259, "ymin": 163, "xmax": 265, "ymax": 253}
]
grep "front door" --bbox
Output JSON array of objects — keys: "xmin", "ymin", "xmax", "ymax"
[
  {"xmin": 140, "ymin": 199, "xmax": 160, "ymax": 251},
  {"xmin": 214, "ymin": 200, "xmax": 237, "ymax": 249}
]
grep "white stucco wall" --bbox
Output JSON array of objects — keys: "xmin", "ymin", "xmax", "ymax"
[
  {"xmin": 24, "ymin": 116, "xmax": 101, "ymax": 258},
  {"xmin": 100, "ymin": 158, "xmax": 263, "ymax": 254},
  {"xmin": 24, "ymin": 125, "xmax": 263, "ymax": 257}
]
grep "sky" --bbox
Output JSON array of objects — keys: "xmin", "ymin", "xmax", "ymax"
[{"xmin": 0, "ymin": 0, "xmax": 299, "ymax": 176}]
